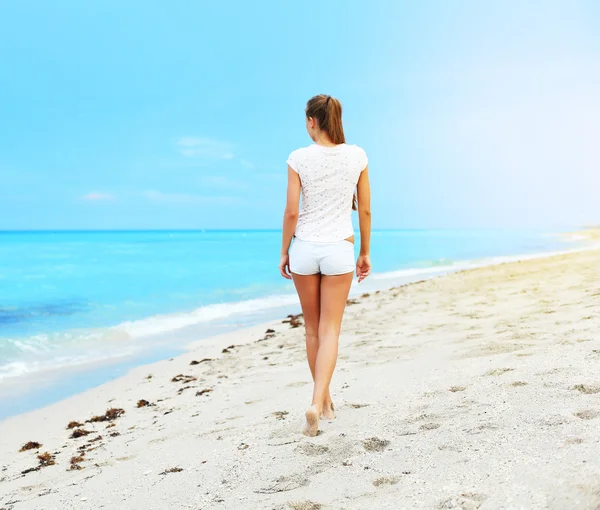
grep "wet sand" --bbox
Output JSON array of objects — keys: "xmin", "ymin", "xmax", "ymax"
[{"xmin": 1, "ymin": 243, "xmax": 600, "ymax": 509}]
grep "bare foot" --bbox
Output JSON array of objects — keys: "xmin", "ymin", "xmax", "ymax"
[
  {"xmin": 321, "ymin": 402, "xmax": 335, "ymax": 420},
  {"xmin": 303, "ymin": 405, "xmax": 320, "ymax": 437}
]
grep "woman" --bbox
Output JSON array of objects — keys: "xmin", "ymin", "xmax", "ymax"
[{"xmin": 279, "ymin": 94, "xmax": 372, "ymax": 437}]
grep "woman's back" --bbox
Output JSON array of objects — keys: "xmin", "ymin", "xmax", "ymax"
[{"xmin": 287, "ymin": 143, "xmax": 368, "ymax": 242}]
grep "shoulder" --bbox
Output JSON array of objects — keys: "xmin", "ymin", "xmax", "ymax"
[
  {"xmin": 344, "ymin": 144, "xmax": 368, "ymax": 167},
  {"xmin": 286, "ymin": 146, "xmax": 312, "ymax": 171},
  {"xmin": 287, "ymin": 146, "xmax": 309, "ymax": 160},
  {"xmin": 344, "ymin": 144, "xmax": 367, "ymax": 156}
]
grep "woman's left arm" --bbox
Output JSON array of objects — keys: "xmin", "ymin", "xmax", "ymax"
[{"xmin": 279, "ymin": 166, "xmax": 301, "ymax": 279}]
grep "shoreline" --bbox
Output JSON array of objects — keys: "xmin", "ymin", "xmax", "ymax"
[
  {"xmin": 1, "ymin": 244, "xmax": 599, "ymax": 507},
  {"xmin": 1, "ymin": 232, "xmax": 598, "ymax": 421}
]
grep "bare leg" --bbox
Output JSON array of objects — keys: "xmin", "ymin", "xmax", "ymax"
[
  {"xmin": 291, "ymin": 274, "xmax": 334, "ymax": 417},
  {"xmin": 308, "ymin": 272, "xmax": 353, "ymax": 435}
]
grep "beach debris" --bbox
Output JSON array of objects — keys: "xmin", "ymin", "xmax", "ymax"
[
  {"xmin": 87, "ymin": 408, "xmax": 125, "ymax": 423},
  {"xmin": 222, "ymin": 344, "xmax": 236, "ymax": 354},
  {"xmin": 109, "ymin": 432, "xmax": 121, "ymax": 437},
  {"xmin": 137, "ymin": 399, "xmax": 153, "ymax": 407},
  {"xmin": 196, "ymin": 388, "xmax": 213, "ymax": 397},
  {"xmin": 21, "ymin": 452, "xmax": 56, "ymax": 475},
  {"xmin": 272, "ymin": 411, "xmax": 289, "ymax": 420},
  {"xmin": 190, "ymin": 358, "xmax": 212, "ymax": 365},
  {"xmin": 159, "ymin": 467, "xmax": 183, "ymax": 475},
  {"xmin": 106, "ymin": 422, "xmax": 116, "ymax": 428},
  {"xmin": 346, "ymin": 299, "xmax": 359, "ymax": 306},
  {"xmin": 38, "ymin": 452, "xmax": 56, "ymax": 467},
  {"xmin": 263, "ymin": 356, "xmax": 269, "ymax": 360},
  {"xmin": 238, "ymin": 443, "xmax": 249, "ymax": 450},
  {"xmin": 571, "ymin": 384, "xmax": 600, "ymax": 394},
  {"xmin": 70, "ymin": 428, "xmax": 92, "ymax": 439},
  {"xmin": 88, "ymin": 435, "xmax": 103, "ymax": 443},
  {"xmin": 69, "ymin": 454, "xmax": 85, "ymax": 471},
  {"xmin": 349, "ymin": 403, "xmax": 369, "ymax": 409},
  {"xmin": 19, "ymin": 441, "xmax": 42, "ymax": 452},
  {"xmin": 66, "ymin": 421, "xmax": 83, "ymax": 429},
  {"xmin": 282, "ymin": 314, "xmax": 303, "ymax": 328},
  {"xmin": 171, "ymin": 374, "xmax": 197, "ymax": 383},
  {"xmin": 177, "ymin": 385, "xmax": 195, "ymax": 395},
  {"xmin": 362, "ymin": 437, "xmax": 390, "ymax": 452},
  {"xmin": 257, "ymin": 330, "xmax": 276, "ymax": 342},
  {"xmin": 361, "ymin": 293, "xmax": 370, "ymax": 298},
  {"xmin": 146, "ymin": 373, "xmax": 153, "ymax": 379}
]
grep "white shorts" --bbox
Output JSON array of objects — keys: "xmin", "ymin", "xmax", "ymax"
[{"xmin": 289, "ymin": 238, "xmax": 355, "ymax": 276}]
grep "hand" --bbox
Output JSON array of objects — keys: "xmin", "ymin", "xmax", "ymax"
[
  {"xmin": 279, "ymin": 253, "xmax": 292, "ymax": 279},
  {"xmin": 356, "ymin": 254, "xmax": 371, "ymax": 283}
]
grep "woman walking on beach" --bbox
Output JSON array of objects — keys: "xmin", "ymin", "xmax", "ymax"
[{"xmin": 279, "ymin": 94, "xmax": 372, "ymax": 436}]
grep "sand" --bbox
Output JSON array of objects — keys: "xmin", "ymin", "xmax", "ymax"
[{"xmin": 1, "ymin": 246, "xmax": 600, "ymax": 509}]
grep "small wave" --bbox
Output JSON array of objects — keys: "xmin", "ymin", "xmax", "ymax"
[
  {"xmin": 111, "ymin": 293, "xmax": 301, "ymax": 339},
  {"xmin": 0, "ymin": 351, "xmax": 133, "ymax": 382}
]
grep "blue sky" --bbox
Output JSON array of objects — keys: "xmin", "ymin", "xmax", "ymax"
[{"xmin": 1, "ymin": 1, "xmax": 599, "ymax": 230}]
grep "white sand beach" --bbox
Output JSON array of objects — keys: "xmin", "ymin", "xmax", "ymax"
[{"xmin": 1, "ymin": 241, "xmax": 600, "ymax": 509}]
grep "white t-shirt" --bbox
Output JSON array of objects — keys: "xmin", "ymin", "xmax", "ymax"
[{"xmin": 287, "ymin": 143, "xmax": 368, "ymax": 242}]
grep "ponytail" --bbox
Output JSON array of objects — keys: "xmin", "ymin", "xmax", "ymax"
[{"xmin": 324, "ymin": 97, "xmax": 345, "ymax": 144}]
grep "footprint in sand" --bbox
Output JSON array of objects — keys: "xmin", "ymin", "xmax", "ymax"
[
  {"xmin": 420, "ymin": 423, "xmax": 441, "ymax": 431},
  {"xmin": 295, "ymin": 443, "xmax": 329, "ymax": 456},
  {"xmin": 373, "ymin": 476, "xmax": 400, "ymax": 487},
  {"xmin": 255, "ymin": 474, "xmax": 309, "ymax": 494},
  {"xmin": 287, "ymin": 381, "xmax": 309, "ymax": 388},
  {"xmin": 437, "ymin": 492, "xmax": 486, "ymax": 509},
  {"xmin": 571, "ymin": 384, "xmax": 600, "ymax": 394},
  {"xmin": 573, "ymin": 410, "xmax": 599, "ymax": 420},
  {"xmin": 362, "ymin": 437, "xmax": 390, "ymax": 452},
  {"xmin": 564, "ymin": 437, "xmax": 584, "ymax": 445},
  {"xmin": 510, "ymin": 381, "xmax": 528, "ymax": 387},
  {"xmin": 484, "ymin": 368, "xmax": 514, "ymax": 376},
  {"xmin": 285, "ymin": 501, "xmax": 322, "ymax": 510}
]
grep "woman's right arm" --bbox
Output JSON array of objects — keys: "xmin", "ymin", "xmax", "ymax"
[{"xmin": 356, "ymin": 166, "xmax": 372, "ymax": 282}]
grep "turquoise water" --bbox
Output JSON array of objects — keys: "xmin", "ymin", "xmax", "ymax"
[{"xmin": 0, "ymin": 229, "xmax": 570, "ymax": 392}]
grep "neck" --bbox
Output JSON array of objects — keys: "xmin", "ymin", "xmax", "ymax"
[{"xmin": 313, "ymin": 131, "xmax": 337, "ymax": 147}]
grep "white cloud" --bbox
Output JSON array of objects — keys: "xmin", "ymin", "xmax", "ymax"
[
  {"xmin": 82, "ymin": 192, "xmax": 114, "ymax": 201},
  {"xmin": 176, "ymin": 137, "xmax": 235, "ymax": 160}
]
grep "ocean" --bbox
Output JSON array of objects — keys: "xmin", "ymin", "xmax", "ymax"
[{"xmin": 0, "ymin": 229, "xmax": 575, "ymax": 418}]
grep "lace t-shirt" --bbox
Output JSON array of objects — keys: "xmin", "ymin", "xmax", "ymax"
[{"xmin": 287, "ymin": 143, "xmax": 368, "ymax": 242}]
